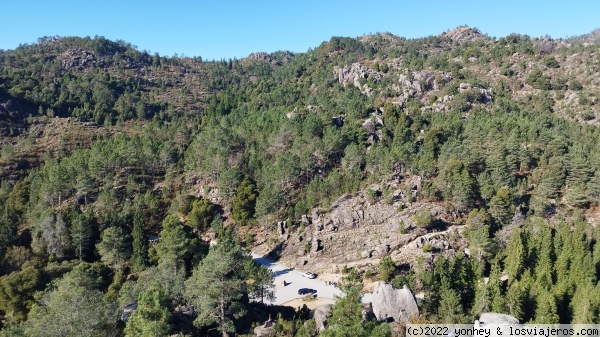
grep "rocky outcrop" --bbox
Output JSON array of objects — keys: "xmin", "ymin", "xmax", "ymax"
[
  {"xmin": 371, "ymin": 283, "xmax": 419, "ymax": 322},
  {"xmin": 275, "ymin": 183, "xmax": 462, "ymax": 271},
  {"xmin": 247, "ymin": 51, "xmax": 294, "ymax": 65},
  {"xmin": 314, "ymin": 304, "xmax": 333, "ymax": 333},
  {"xmin": 60, "ymin": 49, "xmax": 104, "ymax": 70},
  {"xmin": 334, "ymin": 63, "xmax": 382, "ymax": 96},
  {"xmin": 440, "ymin": 26, "xmax": 489, "ymax": 43},
  {"xmin": 254, "ymin": 317, "xmax": 276, "ymax": 336}
]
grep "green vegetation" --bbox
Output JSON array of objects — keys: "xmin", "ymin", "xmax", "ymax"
[{"xmin": 0, "ymin": 27, "xmax": 600, "ymax": 335}]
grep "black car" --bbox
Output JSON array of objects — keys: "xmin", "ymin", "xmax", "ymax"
[{"xmin": 298, "ymin": 288, "xmax": 317, "ymax": 295}]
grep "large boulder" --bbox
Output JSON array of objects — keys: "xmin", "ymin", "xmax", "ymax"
[
  {"xmin": 475, "ymin": 313, "xmax": 519, "ymax": 326},
  {"xmin": 254, "ymin": 325, "xmax": 275, "ymax": 337},
  {"xmin": 120, "ymin": 301, "xmax": 137, "ymax": 322},
  {"xmin": 371, "ymin": 282, "xmax": 419, "ymax": 322},
  {"xmin": 314, "ymin": 304, "xmax": 333, "ymax": 333},
  {"xmin": 254, "ymin": 317, "xmax": 276, "ymax": 337}
]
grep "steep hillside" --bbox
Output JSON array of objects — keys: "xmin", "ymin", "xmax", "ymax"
[{"xmin": 1, "ymin": 27, "xmax": 600, "ymax": 334}]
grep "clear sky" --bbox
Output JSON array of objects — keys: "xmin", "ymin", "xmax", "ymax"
[{"xmin": 1, "ymin": 0, "xmax": 598, "ymax": 60}]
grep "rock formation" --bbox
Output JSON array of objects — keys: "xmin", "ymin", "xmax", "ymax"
[
  {"xmin": 475, "ymin": 312, "xmax": 519, "ymax": 326},
  {"xmin": 314, "ymin": 304, "xmax": 333, "ymax": 333},
  {"xmin": 370, "ymin": 282, "xmax": 419, "ymax": 322}
]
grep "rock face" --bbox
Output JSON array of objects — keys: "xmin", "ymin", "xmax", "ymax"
[
  {"xmin": 314, "ymin": 304, "xmax": 333, "ymax": 333},
  {"xmin": 334, "ymin": 63, "xmax": 382, "ymax": 96},
  {"xmin": 370, "ymin": 282, "xmax": 419, "ymax": 323},
  {"xmin": 276, "ymin": 185, "xmax": 458, "ymax": 271}
]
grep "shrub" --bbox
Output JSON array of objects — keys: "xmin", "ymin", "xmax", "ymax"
[
  {"xmin": 543, "ymin": 55, "xmax": 559, "ymax": 68},
  {"xmin": 525, "ymin": 68, "xmax": 551, "ymax": 90}
]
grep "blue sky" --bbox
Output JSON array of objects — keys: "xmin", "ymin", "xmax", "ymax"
[{"xmin": 1, "ymin": 1, "xmax": 598, "ymax": 60}]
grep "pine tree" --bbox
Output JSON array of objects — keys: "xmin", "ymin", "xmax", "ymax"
[
  {"xmin": 533, "ymin": 223, "xmax": 554, "ymax": 290},
  {"xmin": 125, "ymin": 282, "xmax": 172, "ymax": 337},
  {"xmin": 438, "ymin": 283, "xmax": 464, "ymax": 323},
  {"xmin": 533, "ymin": 290, "xmax": 559, "ymax": 324},
  {"xmin": 471, "ymin": 279, "xmax": 490, "ymax": 317},
  {"xmin": 131, "ymin": 207, "xmax": 147, "ymax": 271},
  {"xmin": 570, "ymin": 283, "xmax": 595, "ymax": 323},
  {"xmin": 96, "ymin": 226, "xmax": 132, "ymax": 271},
  {"xmin": 231, "ymin": 176, "xmax": 257, "ymax": 226},
  {"xmin": 70, "ymin": 209, "xmax": 94, "ymax": 261},
  {"xmin": 488, "ymin": 187, "xmax": 513, "ymax": 226},
  {"xmin": 184, "ymin": 238, "xmax": 256, "ymax": 336},
  {"xmin": 378, "ymin": 256, "xmax": 395, "ymax": 282},
  {"xmin": 504, "ymin": 280, "xmax": 525, "ymax": 321},
  {"xmin": 504, "ymin": 229, "xmax": 525, "ymax": 281},
  {"xmin": 488, "ymin": 263, "xmax": 505, "ymax": 313}
]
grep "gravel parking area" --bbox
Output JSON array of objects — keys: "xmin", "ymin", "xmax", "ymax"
[{"xmin": 253, "ymin": 254, "xmax": 344, "ymax": 305}]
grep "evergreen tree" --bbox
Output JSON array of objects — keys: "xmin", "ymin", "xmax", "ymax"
[
  {"xmin": 488, "ymin": 263, "xmax": 504, "ymax": 313},
  {"xmin": 504, "ymin": 229, "xmax": 525, "ymax": 281},
  {"xmin": 533, "ymin": 290, "xmax": 559, "ymax": 324},
  {"xmin": 504, "ymin": 280, "xmax": 525, "ymax": 321},
  {"xmin": 321, "ymin": 282, "xmax": 366, "ymax": 337},
  {"xmin": 378, "ymin": 256, "xmax": 395, "ymax": 282},
  {"xmin": 438, "ymin": 283, "xmax": 464, "ymax": 323},
  {"xmin": 471, "ymin": 279, "xmax": 491, "ymax": 317},
  {"xmin": 154, "ymin": 215, "xmax": 201, "ymax": 277},
  {"xmin": 131, "ymin": 207, "xmax": 147, "ymax": 271},
  {"xmin": 125, "ymin": 282, "xmax": 172, "ymax": 337},
  {"xmin": 231, "ymin": 177, "xmax": 257, "ymax": 226},
  {"xmin": 184, "ymin": 238, "xmax": 257, "ymax": 336},
  {"xmin": 187, "ymin": 198, "xmax": 216, "ymax": 231},
  {"xmin": 69, "ymin": 209, "xmax": 94, "ymax": 261},
  {"xmin": 247, "ymin": 263, "xmax": 275, "ymax": 304},
  {"xmin": 25, "ymin": 264, "xmax": 116, "ymax": 337},
  {"xmin": 96, "ymin": 226, "xmax": 132, "ymax": 271}
]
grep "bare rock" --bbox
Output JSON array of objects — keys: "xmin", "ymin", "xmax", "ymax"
[
  {"xmin": 254, "ymin": 317, "xmax": 276, "ymax": 337},
  {"xmin": 314, "ymin": 304, "xmax": 334, "ymax": 333},
  {"xmin": 371, "ymin": 283, "xmax": 419, "ymax": 322},
  {"xmin": 120, "ymin": 301, "xmax": 138, "ymax": 322},
  {"xmin": 362, "ymin": 119, "xmax": 376, "ymax": 134},
  {"xmin": 475, "ymin": 312, "xmax": 519, "ymax": 326},
  {"xmin": 440, "ymin": 26, "xmax": 489, "ymax": 43}
]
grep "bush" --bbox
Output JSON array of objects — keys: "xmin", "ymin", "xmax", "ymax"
[
  {"xmin": 570, "ymin": 80, "xmax": 583, "ymax": 91},
  {"xmin": 543, "ymin": 55, "xmax": 560, "ymax": 68},
  {"xmin": 525, "ymin": 68, "xmax": 551, "ymax": 90},
  {"xmin": 187, "ymin": 199, "xmax": 216, "ymax": 231},
  {"xmin": 378, "ymin": 256, "xmax": 396, "ymax": 282},
  {"xmin": 414, "ymin": 208, "xmax": 433, "ymax": 229},
  {"xmin": 422, "ymin": 243, "xmax": 434, "ymax": 252}
]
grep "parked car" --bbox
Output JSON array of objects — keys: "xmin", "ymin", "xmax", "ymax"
[
  {"xmin": 302, "ymin": 272, "xmax": 317, "ymax": 279},
  {"xmin": 298, "ymin": 288, "xmax": 317, "ymax": 295}
]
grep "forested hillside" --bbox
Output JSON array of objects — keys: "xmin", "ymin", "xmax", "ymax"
[{"xmin": 1, "ymin": 26, "xmax": 600, "ymax": 336}]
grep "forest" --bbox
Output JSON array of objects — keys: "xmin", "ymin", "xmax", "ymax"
[{"xmin": 0, "ymin": 27, "xmax": 600, "ymax": 336}]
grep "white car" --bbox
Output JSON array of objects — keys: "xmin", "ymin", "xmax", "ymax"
[{"xmin": 302, "ymin": 272, "xmax": 317, "ymax": 279}]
